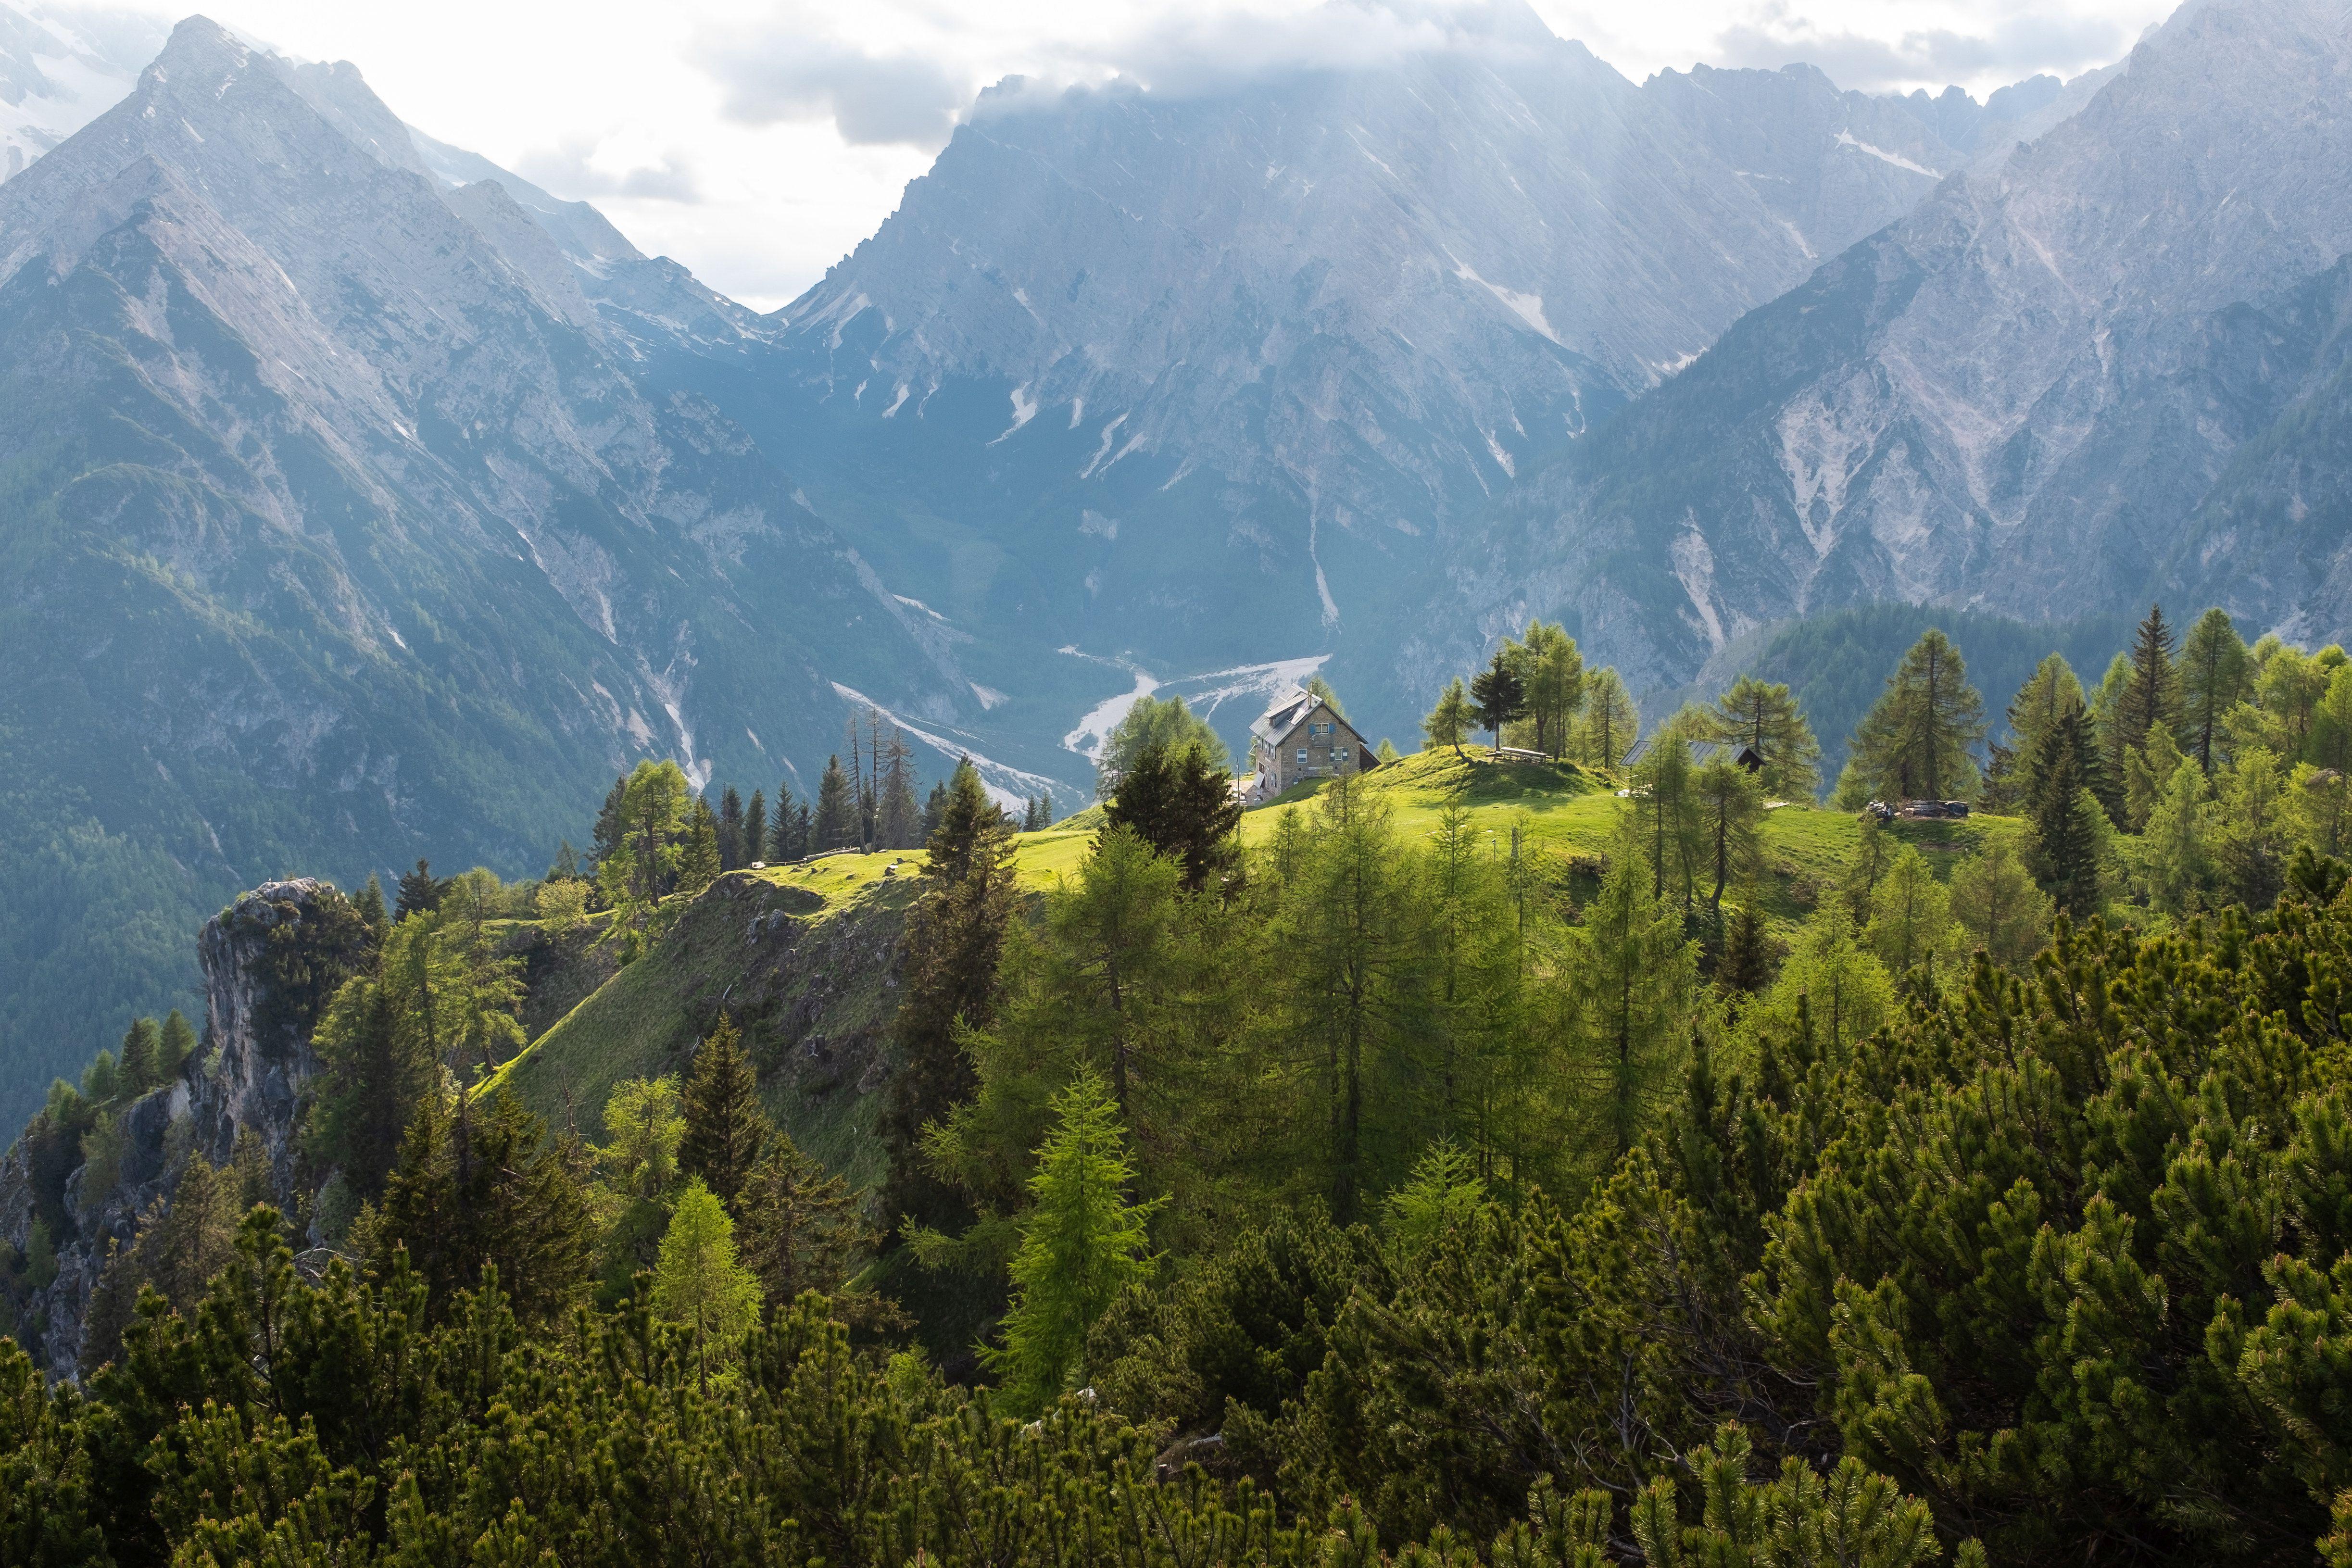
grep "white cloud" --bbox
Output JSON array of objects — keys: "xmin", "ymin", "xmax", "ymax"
[
  {"xmin": 695, "ymin": 25, "xmax": 970, "ymax": 148},
  {"xmin": 514, "ymin": 138, "xmax": 702, "ymax": 202},
  {"xmin": 20, "ymin": 0, "xmax": 2175, "ymax": 307},
  {"xmin": 1700, "ymin": 0, "xmax": 2132, "ymax": 93}
]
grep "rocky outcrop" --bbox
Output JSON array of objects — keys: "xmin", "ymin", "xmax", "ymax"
[{"xmin": 0, "ymin": 879, "xmax": 348, "ymax": 1380}]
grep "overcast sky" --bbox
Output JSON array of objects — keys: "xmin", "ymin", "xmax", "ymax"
[{"xmin": 167, "ymin": 0, "xmax": 2173, "ymax": 309}]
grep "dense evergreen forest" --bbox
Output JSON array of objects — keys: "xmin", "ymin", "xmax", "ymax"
[{"xmin": 9, "ymin": 605, "xmax": 2352, "ymax": 1565}]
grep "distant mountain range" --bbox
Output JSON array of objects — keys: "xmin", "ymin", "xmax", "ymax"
[
  {"xmin": 1445, "ymin": 0, "xmax": 2352, "ymax": 696},
  {"xmin": 7, "ymin": 0, "xmax": 2352, "ymax": 1129}
]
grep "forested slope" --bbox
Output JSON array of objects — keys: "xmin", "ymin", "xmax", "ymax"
[{"xmin": 11, "ymin": 605, "xmax": 2352, "ymax": 1562}]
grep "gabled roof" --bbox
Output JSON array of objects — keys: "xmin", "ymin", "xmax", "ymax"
[
  {"xmin": 1620, "ymin": 735, "xmax": 1764, "ymax": 771},
  {"xmin": 1251, "ymin": 686, "xmax": 1362, "ymax": 748}
]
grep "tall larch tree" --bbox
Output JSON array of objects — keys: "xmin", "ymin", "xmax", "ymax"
[
  {"xmin": 678, "ymin": 797, "xmax": 722, "ymax": 895},
  {"xmin": 2180, "ymin": 606, "xmax": 2250, "ymax": 775},
  {"xmin": 1848, "ymin": 628, "xmax": 1987, "ymax": 802},
  {"xmin": 1709, "ymin": 675, "xmax": 1821, "ymax": 799},
  {"xmin": 983, "ymin": 1072, "xmax": 1163, "ymax": 1415},
  {"xmin": 1579, "ymin": 667, "xmax": 1640, "ymax": 769},
  {"xmin": 1561, "ymin": 817, "xmax": 1696, "ymax": 1166},
  {"xmin": 1422, "ymin": 677, "xmax": 1474, "ymax": 757}
]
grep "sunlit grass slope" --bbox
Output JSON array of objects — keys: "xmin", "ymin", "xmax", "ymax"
[{"xmin": 485, "ymin": 751, "xmax": 2007, "ymax": 1172}]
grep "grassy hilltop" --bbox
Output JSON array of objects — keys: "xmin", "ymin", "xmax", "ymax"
[{"xmin": 487, "ymin": 746, "xmax": 2002, "ymax": 1183}]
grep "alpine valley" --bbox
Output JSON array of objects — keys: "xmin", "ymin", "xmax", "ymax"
[{"xmin": 3, "ymin": 0, "xmax": 2352, "ymax": 1134}]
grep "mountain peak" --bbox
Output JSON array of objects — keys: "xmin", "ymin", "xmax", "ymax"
[{"xmin": 142, "ymin": 13, "xmax": 254, "ymax": 84}]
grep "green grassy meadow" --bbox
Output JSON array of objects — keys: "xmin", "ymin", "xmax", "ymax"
[{"xmin": 480, "ymin": 748, "xmax": 2011, "ymax": 1158}]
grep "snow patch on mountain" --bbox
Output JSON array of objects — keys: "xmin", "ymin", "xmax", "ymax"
[
  {"xmin": 1453, "ymin": 259, "xmax": 1561, "ymax": 345},
  {"xmin": 1834, "ymin": 130, "xmax": 1940, "ymax": 178}
]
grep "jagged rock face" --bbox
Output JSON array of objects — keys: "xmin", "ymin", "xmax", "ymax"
[
  {"xmin": 187, "ymin": 881, "xmax": 346, "ymax": 1190},
  {"xmin": 0, "ymin": 878, "xmax": 346, "ymax": 1382},
  {"xmin": 0, "ymin": 16, "xmax": 953, "ymax": 1128},
  {"xmin": 1443, "ymin": 0, "xmax": 2352, "ymax": 695}
]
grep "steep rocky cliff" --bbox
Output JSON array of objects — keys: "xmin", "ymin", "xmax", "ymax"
[
  {"xmin": 0, "ymin": 879, "xmax": 353, "ymax": 1380},
  {"xmin": 0, "ymin": 863, "xmax": 918, "ymax": 1379}
]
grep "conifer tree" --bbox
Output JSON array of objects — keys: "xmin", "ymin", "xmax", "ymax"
[
  {"xmin": 590, "ymin": 772, "xmax": 630, "ymax": 872},
  {"xmin": 1515, "ymin": 620, "xmax": 1586, "ymax": 758},
  {"xmin": 2131, "ymin": 758, "xmax": 2214, "ymax": 913},
  {"xmin": 984, "ymin": 1072, "xmax": 1163, "ymax": 1415},
  {"xmin": 79, "ymin": 1049, "xmax": 120, "ymax": 1104},
  {"xmin": 2027, "ymin": 708, "xmax": 2107, "ymax": 916},
  {"xmin": 767, "ymin": 781, "xmax": 798, "ymax": 861},
  {"xmin": 353, "ymin": 874, "xmax": 389, "ymax": 940},
  {"xmin": 1633, "ymin": 734, "xmax": 1706, "ymax": 911},
  {"xmin": 1578, "ymin": 667, "xmax": 1639, "ymax": 769},
  {"xmin": 118, "ymin": 1017, "xmax": 161, "ymax": 1097},
  {"xmin": 1693, "ymin": 754, "xmax": 1766, "ymax": 916},
  {"xmin": 678, "ymin": 797, "xmax": 722, "ymax": 894},
  {"xmin": 1563, "ymin": 818, "xmax": 1696, "ymax": 1164},
  {"xmin": 308, "ymin": 945, "xmax": 436, "ymax": 1199},
  {"xmin": 717, "ymin": 786, "xmax": 746, "ymax": 871},
  {"xmin": 742, "ymin": 790, "xmax": 767, "ymax": 867},
  {"xmin": 1848, "ymin": 629, "xmax": 1986, "ymax": 802},
  {"xmin": 2308, "ymin": 663, "xmax": 2352, "ymax": 775},
  {"xmin": 1948, "ymin": 828, "xmax": 2052, "ymax": 969},
  {"xmin": 653, "ymin": 1179, "xmax": 762, "ymax": 1394},
  {"xmin": 363, "ymin": 1090, "xmax": 594, "ymax": 1325},
  {"xmin": 2180, "ymin": 606, "xmax": 2250, "ymax": 774},
  {"xmin": 594, "ymin": 1075, "xmax": 683, "ymax": 1202},
  {"xmin": 229, "ymin": 1127, "xmax": 273, "ymax": 1213},
  {"xmin": 679, "ymin": 1013, "xmax": 768, "ymax": 1213},
  {"xmin": 79, "ymin": 1152, "xmax": 241, "ymax": 1371},
  {"xmin": 1422, "ymin": 677, "xmax": 1474, "ymax": 757},
  {"xmin": 1864, "ymin": 844, "xmax": 1957, "ymax": 983},
  {"xmin": 1747, "ymin": 899, "xmax": 1897, "ymax": 1063},
  {"xmin": 878, "ymin": 727, "xmax": 922, "ymax": 848},
  {"xmin": 881, "ymin": 761, "xmax": 1020, "ymax": 1231},
  {"xmin": 598, "ymin": 761, "xmax": 691, "ymax": 907},
  {"xmin": 1269, "ymin": 779, "xmax": 1429, "ymax": 1221},
  {"xmin": 1097, "ymin": 696, "xmax": 1228, "ymax": 793},
  {"xmin": 1104, "ymin": 740, "xmax": 1242, "ymax": 894},
  {"xmin": 735, "ymin": 1133, "xmax": 874, "ymax": 1304},
  {"xmin": 1987, "ymin": 653, "xmax": 2087, "ymax": 813},
  {"xmin": 158, "ymin": 1009, "xmax": 197, "ymax": 1081},
  {"xmin": 1708, "ymin": 675, "xmax": 1821, "ymax": 798},
  {"xmin": 920, "ymin": 779, "xmax": 949, "ymax": 840},
  {"xmin": 1719, "ymin": 904, "xmax": 1774, "ymax": 996},
  {"xmin": 1470, "ymin": 648, "xmax": 1526, "ymax": 753},
  {"xmin": 813, "ymin": 755, "xmax": 857, "ymax": 851},
  {"xmin": 395, "ymin": 859, "xmax": 444, "ymax": 920},
  {"xmin": 2119, "ymin": 602, "xmax": 2183, "ymax": 758}
]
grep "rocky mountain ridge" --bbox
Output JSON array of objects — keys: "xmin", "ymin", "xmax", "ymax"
[
  {"xmin": 0, "ymin": 15, "xmax": 961, "ymax": 1132},
  {"xmin": 679, "ymin": 5, "xmax": 2057, "ymax": 740},
  {"xmin": 1424, "ymin": 0, "xmax": 2352, "ymax": 694}
]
